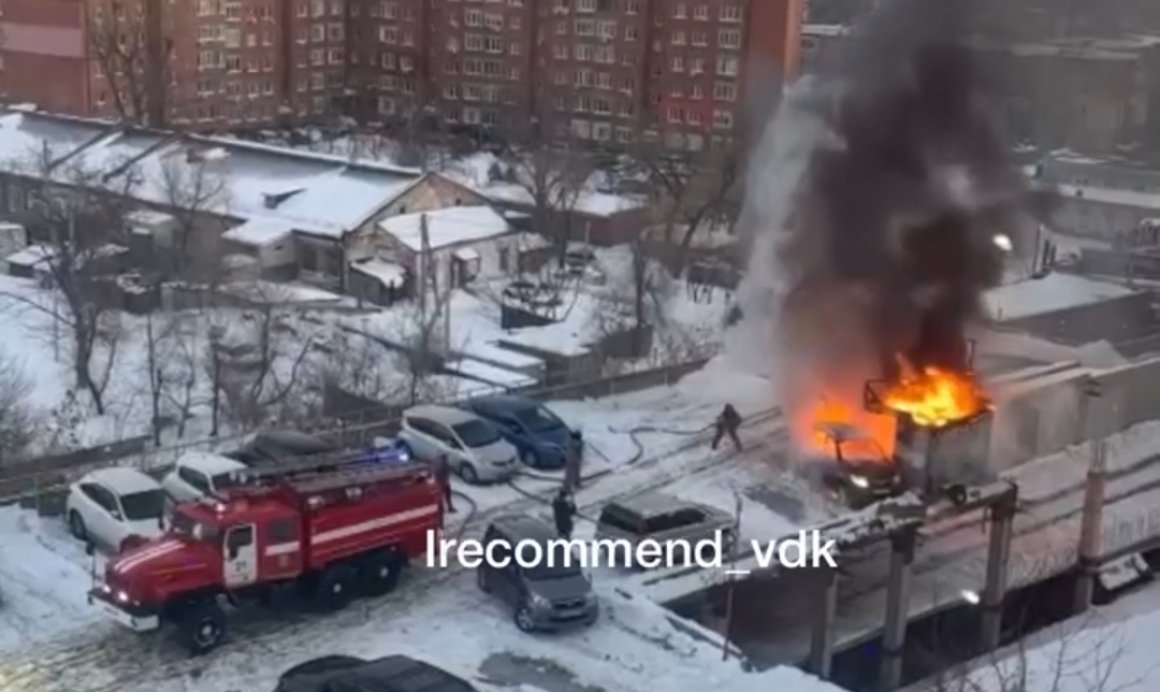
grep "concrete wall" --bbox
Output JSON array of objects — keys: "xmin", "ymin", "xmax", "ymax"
[{"xmin": 999, "ymin": 292, "xmax": 1157, "ymax": 346}]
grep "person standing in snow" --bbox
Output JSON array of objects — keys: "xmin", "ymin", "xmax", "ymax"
[
  {"xmin": 433, "ymin": 454, "xmax": 455, "ymax": 514},
  {"xmin": 564, "ymin": 445, "xmax": 582, "ymax": 491},
  {"xmin": 552, "ymin": 488, "xmax": 576, "ymax": 539},
  {"xmin": 711, "ymin": 404, "xmax": 743, "ymax": 452}
]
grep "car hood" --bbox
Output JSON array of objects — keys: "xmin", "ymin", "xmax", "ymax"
[
  {"xmin": 110, "ymin": 536, "xmax": 214, "ymax": 580},
  {"xmin": 126, "ymin": 518, "xmax": 166, "ymax": 540},
  {"xmin": 527, "ymin": 573, "xmax": 592, "ymax": 602},
  {"xmin": 845, "ymin": 461, "xmax": 899, "ymax": 482},
  {"xmin": 532, "ymin": 425, "xmax": 574, "ymax": 451}
]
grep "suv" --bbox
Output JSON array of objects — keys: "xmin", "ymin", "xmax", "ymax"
[
  {"xmin": 477, "ymin": 514, "xmax": 598, "ymax": 632},
  {"xmin": 274, "ymin": 654, "xmax": 476, "ymax": 692},
  {"xmin": 594, "ymin": 494, "xmax": 735, "ymax": 568},
  {"xmin": 811, "ymin": 422, "xmax": 904, "ymax": 509}
]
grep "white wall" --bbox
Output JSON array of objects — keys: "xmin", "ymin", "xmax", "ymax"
[{"xmin": 258, "ymin": 237, "xmax": 296, "ymax": 267}]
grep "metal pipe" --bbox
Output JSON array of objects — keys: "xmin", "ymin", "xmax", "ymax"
[
  {"xmin": 880, "ymin": 528, "xmax": 916, "ymax": 692},
  {"xmin": 981, "ymin": 490, "xmax": 1017, "ymax": 651},
  {"xmin": 1073, "ymin": 439, "xmax": 1108, "ymax": 615},
  {"xmin": 808, "ymin": 568, "xmax": 839, "ymax": 680}
]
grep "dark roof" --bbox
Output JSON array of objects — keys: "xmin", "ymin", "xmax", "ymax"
[
  {"xmin": 278, "ymin": 655, "xmax": 474, "ymax": 692},
  {"xmin": 489, "ymin": 513, "xmax": 558, "ymax": 542},
  {"xmin": 466, "ymin": 394, "xmax": 537, "ymax": 411}
]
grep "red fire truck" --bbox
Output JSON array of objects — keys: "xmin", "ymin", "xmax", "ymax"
[{"xmin": 87, "ymin": 454, "xmax": 443, "ymax": 654}]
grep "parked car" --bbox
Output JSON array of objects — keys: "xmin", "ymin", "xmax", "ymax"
[
  {"xmin": 161, "ymin": 452, "xmax": 247, "ymax": 502},
  {"xmin": 229, "ymin": 430, "xmax": 338, "ymax": 466},
  {"xmin": 66, "ymin": 468, "xmax": 166, "ymax": 552},
  {"xmin": 462, "ymin": 395, "xmax": 581, "ymax": 470},
  {"xmin": 594, "ymin": 494, "xmax": 735, "ymax": 568},
  {"xmin": 399, "ymin": 405, "xmax": 518, "ymax": 484},
  {"xmin": 274, "ymin": 654, "xmax": 476, "ymax": 692},
  {"xmin": 810, "ymin": 422, "xmax": 904, "ymax": 509},
  {"xmin": 477, "ymin": 514, "xmax": 598, "ymax": 632}
]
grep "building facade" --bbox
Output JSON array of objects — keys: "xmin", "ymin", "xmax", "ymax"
[{"xmin": 0, "ymin": 0, "xmax": 803, "ymax": 150}]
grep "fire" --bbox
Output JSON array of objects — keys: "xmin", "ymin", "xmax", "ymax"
[
  {"xmin": 793, "ymin": 392, "xmax": 899, "ymax": 459},
  {"xmin": 879, "ymin": 359, "xmax": 990, "ymax": 428}
]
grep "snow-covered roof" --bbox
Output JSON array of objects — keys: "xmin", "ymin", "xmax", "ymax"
[
  {"xmin": 378, "ymin": 206, "xmax": 511, "ymax": 251},
  {"xmin": 443, "ymin": 358, "xmax": 538, "ymax": 389},
  {"xmin": 174, "ymin": 451, "xmax": 246, "ymax": 476},
  {"xmin": 983, "ymin": 273, "xmax": 1137, "ymax": 321},
  {"xmin": 83, "ymin": 467, "xmax": 160, "ymax": 494},
  {"xmin": 517, "ymin": 231, "xmax": 552, "ymax": 251},
  {"xmin": 1044, "ymin": 182, "xmax": 1160, "ymax": 210},
  {"xmin": 350, "ymin": 257, "xmax": 406, "ymax": 288},
  {"xmin": 124, "ymin": 209, "xmax": 175, "ymax": 227},
  {"xmin": 222, "ymin": 217, "xmax": 294, "ymax": 247},
  {"xmin": 5, "ymin": 243, "xmax": 55, "ymax": 267},
  {"xmin": 481, "ymin": 182, "xmax": 648, "ymax": 218},
  {"xmin": 0, "ymin": 109, "xmax": 425, "ymax": 240}
]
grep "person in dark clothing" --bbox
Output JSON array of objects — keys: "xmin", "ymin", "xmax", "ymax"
[
  {"xmin": 433, "ymin": 455, "xmax": 455, "ymax": 513},
  {"xmin": 711, "ymin": 404, "xmax": 743, "ymax": 451},
  {"xmin": 564, "ymin": 448, "xmax": 581, "ymax": 492},
  {"xmin": 552, "ymin": 488, "xmax": 576, "ymax": 539}
]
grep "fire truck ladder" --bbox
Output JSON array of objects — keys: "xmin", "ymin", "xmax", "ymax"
[{"xmin": 233, "ymin": 452, "xmax": 432, "ymax": 497}]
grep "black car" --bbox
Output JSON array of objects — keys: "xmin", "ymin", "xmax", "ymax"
[
  {"xmin": 229, "ymin": 430, "xmax": 338, "ymax": 467},
  {"xmin": 274, "ymin": 655, "xmax": 476, "ymax": 692},
  {"xmin": 811, "ymin": 423, "xmax": 905, "ymax": 509}
]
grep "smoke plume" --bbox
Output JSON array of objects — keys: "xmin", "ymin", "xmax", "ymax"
[{"xmin": 734, "ymin": 0, "xmax": 1035, "ymax": 448}]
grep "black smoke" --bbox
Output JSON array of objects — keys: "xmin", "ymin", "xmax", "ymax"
[{"xmin": 777, "ymin": 0, "xmax": 1032, "ymax": 384}]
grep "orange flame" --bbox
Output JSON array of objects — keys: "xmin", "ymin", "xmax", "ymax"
[{"xmin": 879, "ymin": 359, "xmax": 990, "ymax": 428}]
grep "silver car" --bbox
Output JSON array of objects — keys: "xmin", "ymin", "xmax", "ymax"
[
  {"xmin": 594, "ymin": 493, "xmax": 737, "ymax": 568},
  {"xmin": 399, "ymin": 405, "xmax": 518, "ymax": 484}
]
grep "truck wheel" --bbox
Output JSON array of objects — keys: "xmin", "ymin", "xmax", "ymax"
[
  {"xmin": 359, "ymin": 550, "xmax": 402, "ymax": 597},
  {"xmin": 315, "ymin": 564, "xmax": 356, "ymax": 611},
  {"xmin": 69, "ymin": 511, "xmax": 87, "ymax": 541},
  {"xmin": 178, "ymin": 599, "xmax": 226, "ymax": 655}
]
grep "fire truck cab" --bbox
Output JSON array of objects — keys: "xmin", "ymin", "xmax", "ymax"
[{"xmin": 88, "ymin": 456, "xmax": 443, "ymax": 655}]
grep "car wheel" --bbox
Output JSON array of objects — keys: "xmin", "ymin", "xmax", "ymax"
[
  {"xmin": 68, "ymin": 510, "xmax": 88, "ymax": 541},
  {"xmin": 458, "ymin": 462, "xmax": 479, "ymax": 485},
  {"xmin": 514, "ymin": 601, "xmax": 536, "ymax": 633},
  {"xmin": 476, "ymin": 567, "xmax": 490, "ymax": 593},
  {"xmin": 520, "ymin": 449, "xmax": 539, "ymax": 469}
]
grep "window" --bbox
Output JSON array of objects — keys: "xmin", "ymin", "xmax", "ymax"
[
  {"xmin": 714, "ymin": 81, "xmax": 737, "ymax": 101},
  {"xmin": 120, "ymin": 490, "xmax": 165, "ymax": 521},
  {"xmin": 694, "ymin": 4, "xmax": 708, "ymax": 20},
  {"xmin": 179, "ymin": 466, "xmax": 211, "ymax": 494},
  {"xmin": 714, "ymin": 109, "xmax": 734, "ymax": 129},
  {"xmin": 225, "ymin": 525, "xmax": 253, "ymax": 557},
  {"xmin": 719, "ymin": 29, "xmax": 741, "ymax": 48},
  {"xmin": 717, "ymin": 55, "xmax": 738, "ymax": 76},
  {"xmin": 720, "ymin": 4, "xmax": 742, "ymax": 22},
  {"xmin": 81, "ymin": 483, "xmax": 119, "ymax": 515}
]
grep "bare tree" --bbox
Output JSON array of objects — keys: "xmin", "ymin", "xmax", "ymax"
[
  {"xmin": 0, "ymin": 150, "xmax": 140, "ymax": 415},
  {"xmin": 502, "ymin": 132, "xmax": 593, "ymax": 266},
  {"xmin": 635, "ymin": 142, "xmax": 744, "ymax": 276},
  {"xmin": 0, "ymin": 350, "xmax": 41, "ymax": 465},
  {"xmin": 155, "ymin": 149, "xmax": 229, "ymax": 278},
  {"xmin": 87, "ymin": 0, "xmax": 167, "ymax": 126},
  {"xmin": 591, "ymin": 235, "xmax": 671, "ymax": 360}
]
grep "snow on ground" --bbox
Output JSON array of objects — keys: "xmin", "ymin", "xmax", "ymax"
[
  {"xmin": 983, "ymin": 272, "xmax": 1136, "ymax": 322},
  {"xmin": 906, "ymin": 580, "xmax": 1160, "ymax": 692},
  {"xmin": 0, "ymin": 505, "xmax": 104, "ymax": 653}
]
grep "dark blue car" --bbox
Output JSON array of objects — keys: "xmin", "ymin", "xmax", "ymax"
[{"xmin": 462, "ymin": 395, "xmax": 581, "ymax": 470}]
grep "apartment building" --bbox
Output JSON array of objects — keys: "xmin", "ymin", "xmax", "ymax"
[{"xmin": 0, "ymin": 0, "xmax": 803, "ymax": 150}]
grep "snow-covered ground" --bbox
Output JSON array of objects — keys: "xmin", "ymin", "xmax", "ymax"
[{"xmin": 905, "ymin": 579, "xmax": 1160, "ymax": 692}]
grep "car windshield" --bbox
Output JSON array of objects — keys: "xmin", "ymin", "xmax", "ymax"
[
  {"xmin": 836, "ymin": 437, "xmax": 888, "ymax": 463},
  {"xmin": 513, "ymin": 405, "xmax": 564, "ymax": 433},
  {"xmin": 453, "ymin": 419, "xmax": 501, "ymax": 448},
  {"xmin": 170, "ymin": 510, "xmax": 220, "ymax": 542},
  {"xmin": 119, "ymin": 489, "xmax": 165, "ymax": 520}
]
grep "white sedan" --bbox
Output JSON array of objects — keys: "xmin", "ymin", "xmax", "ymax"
[
  {"xmin": 161, "ymin": 451, "xmax": 247, "ymax": 502},
  {"xmin": 65, "ymin": 467, "xmax": 166, "ymax": 553},
  {"xmin": 399, "ymin": 405, "xmax": 518, "ymax": 484}
]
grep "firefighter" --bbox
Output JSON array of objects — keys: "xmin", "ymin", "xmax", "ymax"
[
  {"xmin": 552, "ymin": 488, "xmax": 576, "ymax": 540},
  {"xmin": 711, "ymin": 404, "xmax": 743, "ymax": 451},
  {"xmin": 433, "ymin": 454, "xmax": 455, "ymax": 513}
]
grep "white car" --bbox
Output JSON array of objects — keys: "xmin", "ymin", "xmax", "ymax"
[
  {"xmin": 161, "ymin": 451, "xmax": 247, "ymax": 502},
  {"xmin": 65, "ymin": 467, "xmax": 166, "ymax": 553},
  {"xmin": 399, "ymin": 405, "xmax": 518, "ymax": 484}
]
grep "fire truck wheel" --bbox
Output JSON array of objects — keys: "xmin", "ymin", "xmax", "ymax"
[
  {"xmin": 179, "ymin": 599, "xmax": 226, "ymax": 655},
  {"xmin": 458, "ymin": 462, "xmax": 479, "ymax": 485},
  {"xmin": 359, "ymin": 550, "xmax": 402, "ymax": 597},
  {"xmin": 316, "ymin": 564, "xmax": 357, "ymax": 610},
  {"xmin": 68, "ymin": 511, "xmax": 87, "ymax": 541}
]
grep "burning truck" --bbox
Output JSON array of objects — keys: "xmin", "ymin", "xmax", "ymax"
[{"xmin": 768, "ymin": 0, "xmax": 1029, "ymax": 506}]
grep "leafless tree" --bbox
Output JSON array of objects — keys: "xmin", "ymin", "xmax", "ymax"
[
  {"xmin": 214, "ymin": 287, "xmax": 317, "ymax": 432},
  {"xmin": 162, "ymin": 314, "xmax": 204, "ymax": 439},
  {"xmin": 155, "ymin": 148, "xmax": 229, "ymax": 278},
  {"xmin": 0, "ymin": 150, "xmax": 140, "ymax": 416},
  {"xmin": 0, "ymin": 350, "xmax": 41, "ymax": 465},
  {"xmin": 502, "ymin": 131, "xmax": 593, "ymax": 266},
  {"xmin": 635, "ymin": 142, "xmax": 744, "ymax": 275},
  {"xmin": 591, "ymin": 235, "xmax": 672, "ymax": 360},
  {"xmin": 86, "ymin": 0, "xmax": 168, "ymax": 126}
]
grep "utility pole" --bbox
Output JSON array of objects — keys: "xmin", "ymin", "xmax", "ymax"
[
  {"xmin": 1074, "ymin": 439, "xmax": 1108, "ymax": 615},
  {"xmin": 418, "ymin": 213, "xmax": 430, "ymax": 322}
]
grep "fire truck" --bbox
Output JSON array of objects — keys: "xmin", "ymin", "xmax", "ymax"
[{"xmin": 87, "ymin": 453, "xmax": 443, "ymax": 654}]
